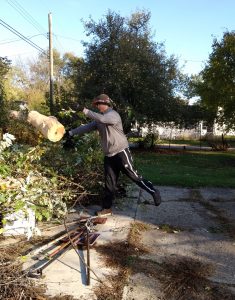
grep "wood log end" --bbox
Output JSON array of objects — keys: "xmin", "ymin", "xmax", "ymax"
[
  {"xmin": 9, "ymin": 110, "xmax": 20, "ymax": 119},
  {"xmin": 47, "ymin": 125, "xmax": 65, "ymax": 142}
]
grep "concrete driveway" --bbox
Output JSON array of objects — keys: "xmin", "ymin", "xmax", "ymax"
[{"xmin": 31, "ymin": 185, "xmax": 235, "ymax": 299}]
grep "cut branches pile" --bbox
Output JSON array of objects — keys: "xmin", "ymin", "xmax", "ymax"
[{"xmin": 0, "ymin": 126, "xmax": 103, "ymax": 235}]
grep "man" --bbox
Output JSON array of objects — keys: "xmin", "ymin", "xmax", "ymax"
[{"xmin": 66, "ymin": 94, "xmax": 161, "ymax": 216}]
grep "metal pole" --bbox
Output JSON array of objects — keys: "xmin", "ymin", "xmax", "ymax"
[
  {"xmin": 48, "ymin": 13, "xmax": 54, "ymax": 114},
  {"xmin": 200, "ymin": 122, "xmax": 202, "ymax": 150},
  {"xmin": 86, "ymin": 228, "xmax": 90, "ymax": 285}
]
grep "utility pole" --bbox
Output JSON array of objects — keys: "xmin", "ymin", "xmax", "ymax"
[{"xmin": 48, "ymin": 13, "xmax": 54, "ymax": 114}]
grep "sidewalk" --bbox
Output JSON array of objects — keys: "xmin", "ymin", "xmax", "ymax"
[
  {"xmin": 129, "ymin": 142, "xmax": 235, "ymax": 151},
  {"xmin": 28, "ymin": 185, "xmax": 235, "ymax": 299}
]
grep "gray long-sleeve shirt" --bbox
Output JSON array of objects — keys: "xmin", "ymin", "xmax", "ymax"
[{"xmin": 70, "ymin": 108, "xmax": 129, "ymax": 156}]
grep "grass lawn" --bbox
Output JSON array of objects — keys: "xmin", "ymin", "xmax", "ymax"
[
  {"xmin": 158, "ymin": 139, "xmax": 209, "ymax": 147},
  {"xmin": 133, "ymin": 149, "xmax": 235, "ymax": 188},
  {"xmin": 158, "ymin": 138, "xmax": 235, "ymax": 148},
  {"xmin": 129, "ymin": 137, "xmax": 235, "ymax": 148}
]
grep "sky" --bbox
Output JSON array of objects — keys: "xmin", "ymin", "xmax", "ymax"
[{"xmin": 0, "ymin": 0, "xmax": 235, "ymax": 75}]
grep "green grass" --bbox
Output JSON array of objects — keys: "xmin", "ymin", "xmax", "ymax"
[
  {"xmin": 163, "ymin": 138, "xmax": 235, "ymax": 148},
  {"xmin": 133, "ymin": 150, "xmax": 235, "ymax": 188},
  {"xmin": 129, "ymin": 137, "xmax": 235, "ymax": 148},
  {"xmin": 158, "ymin": 139, "xmax": 208, "ymax": 147}
]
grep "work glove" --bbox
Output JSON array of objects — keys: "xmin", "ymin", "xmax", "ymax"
[
  {"xmin": 63, "ymin": 130, "xmax": 75, "ymax": 149},
  {"xmin": 76, "ymin": 103, "xmax": 84, "ymax": 112}
]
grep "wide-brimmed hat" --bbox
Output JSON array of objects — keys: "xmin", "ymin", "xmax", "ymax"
[{"xmin": 92, "ymin": 94, "xmax": 111, "ymax": 106}]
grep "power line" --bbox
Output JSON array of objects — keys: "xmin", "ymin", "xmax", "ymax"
[
  {"xmin": 55, "ymin": 34, "xmax": 81, "ymax": 42},
  {"xmin": 179, "ymin": 58, "xmax": 205, "ymax": 63},
  {"xmin": 0, "ymin": 34, "xmax": 45, "ymax": 45},
  {"xmin": 6, "ymin": 0, "xmax": 47, "ymax": 38},
  {"xmin": 0, "ymin": 18, "xmax": 45, "ymax": 54},
  {"xmin": 185, "ymin": 60, "xmax": 205, "ymax": 63},
  {"xmin": 3, "ymin": 51, "xmax": 39, "ymax": 58},
  {"xmin": 53, "ymin": 34, "xmax": 65, "ymax": 52},
  {"xmin": 53, "ymin": 33, "xmax": 82, "ymax": 52},
  {"xmin": 0, "ymin": 37, "xmax": 19, "ymax": 43},
  {"xmin": 6, "ymin": 0, "xmax": 68, "ymax": 54}
]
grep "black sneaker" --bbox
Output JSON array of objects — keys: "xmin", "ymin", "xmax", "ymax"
[
  {"xmin": 96, "ymin": 208, "xmax": 113, "ymax": 217},
  {"xmin": 152, "ymin": 189, "xmax": 161, "ymax": 206}
]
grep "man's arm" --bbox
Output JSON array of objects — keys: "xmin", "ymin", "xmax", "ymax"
[
  {"xmin": 83, "ymin": 108, "xmax": 119, "ymax": 125},
  {"xmin": 69, "ymin": 121, "xmax": 97, "ymax": 136}
]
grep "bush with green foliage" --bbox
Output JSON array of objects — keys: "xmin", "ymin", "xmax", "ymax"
[
  {"xmin": 0, "ymin": 123, "xmax": 103, "ymax": 233},
  {"xmin": 202, "ymin": 133, "xmax": 230, "ymax": 151}
]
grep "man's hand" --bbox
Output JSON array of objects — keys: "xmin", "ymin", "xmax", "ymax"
[
  {"xmin": 63, "ymin": 130, "xmax": 75, "ymax": 149},
  {"xmin": 76, "ymin": 104, "xmax": 84, "ymax": 112}
]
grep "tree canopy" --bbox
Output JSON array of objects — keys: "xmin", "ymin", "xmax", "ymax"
[
  {"xmin": 2, "ymin": 10, "xmax": 214, "ymax": 132},
  {"xmin": 0, "ymin": 56, "xmax": 11, "ymax": 128},
  {"xmin": 0, "ymin": 56, "xmax": 11, "ymax": 104},
  {"xmin": 76, "ymin": 10, "xmax": 184, "ymax": 130},
  {"xmin": 193, "ymin": 31, "xmax": 235, "ymax": 130}
]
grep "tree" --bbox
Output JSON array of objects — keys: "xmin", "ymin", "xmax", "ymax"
[
  {"xmin": 0, "ymin": 56, "xmax": 11, "ymax": 105},
  {"xmin": 27, "ymin": 50, "xmax": 82, "ymax": 114},
  {"xmin": 77, "ymin": 10, "xmax": 183, "ymax": 131},
  {"xmin": 194, "ymin": 31, "xmax": 235, "ymax": 130},
  {"xmin": 177, "ymin": 101, "xmax": 215, "ymax": 130},
  {"xmin": 4, "ymin": 65, "xmax": 28, "ymax": 102},
  {"xmin": 4, "ymin": 50, "xmax": 81, "ymax": 114},
  {"xmin": 53, "ymin": 52, "xmax": 83, "ymax": 111},
  {"xmin": 0, "ymin": 56, "xmax": 11, "ymax": 129}
]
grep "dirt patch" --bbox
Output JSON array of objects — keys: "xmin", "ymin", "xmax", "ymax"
[
  {"xmin": 161, "ymin": 257, "xmax": 235, "ymax": 300},
  {"xmin": 95, "ymin": 216, "xmax": 235, "ymax": 300},
  {"xmin": 0, "ymin": 238, "xmax": 79, "ymax": 300},
  {"xmin": 159, "ymin": 256, "xmax": 214, "ymax": 300},
  {"xmin": 128, "ymin": 255, "xmax": 234, "ymax": 300},
  {"xmin": 48, "ymin": 296, "xmax": 77, "ymax": 300},
  {"xmin": 199, "ymin": 201, "xmax": 235, "ymax": 239},
  {"xmin": 189, "ymin": 189, "xmax": 235, "ymax": 239},
  {"xmin": 0, "ymin": 244, "xmax": 46, "ymax": 299},
  {"xmin": 128, "ymin": 221, "xmax": 151, "ymax": 249},
  {"xmin": 94, "ymin": 221, "xmax": 150, "ymax": 300},
  {"xmin": 94, "ymin": 270, "xmax": 130, "ymax": 300},
  {"xmin": 158, "ymin": 223, "xmax": 182, "ymax": 233}
]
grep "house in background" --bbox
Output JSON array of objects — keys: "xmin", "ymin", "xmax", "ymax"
[{"xmin": 131, "ymin": 121, "xmax": 235, "ymax": 140}]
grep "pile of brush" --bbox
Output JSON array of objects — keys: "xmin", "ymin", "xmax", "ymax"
[{"xmin": 0, "ymin": 243, "xmax": 46, "ymax": 299}]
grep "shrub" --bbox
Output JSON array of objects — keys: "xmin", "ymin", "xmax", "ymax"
[
  {"xmin": 0, "ymin": 125, "xmax": 103, "ymax": 233},
  {"xmin": 203, "ymin": 133, "xmax": 229, "ymax": 151},
  {"xmin": 139, "ymin": 133, "xmax": 159, "ymax": 149}
]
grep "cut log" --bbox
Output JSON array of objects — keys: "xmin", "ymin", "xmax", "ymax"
[
  {"xmin": 27, "ymin": 111, "xmax": 65, "ymax": 142},
  {"xmin": 9, "ymin": 110, "xmax": 65, "ymax": 142}
]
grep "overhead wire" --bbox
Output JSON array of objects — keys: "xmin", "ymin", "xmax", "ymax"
[
  {"xmin": 0, "ymin": 18, "xmax": 45, "ymax": 54},
  {"xmin": 5, "ymin": 0, "xmax": 69, "ymax": 55},
  {"xmin": 0, "ymin": 34, "xmax": 45, "ymax": 45},
  {"xmin": 0, "ymin": 37, "xmax": 19, "ymax": 43},
  {"xmin": 5, "ymin": 0, "xmax": 47, "ymax": 38},
  {"xmin": 53, "ymin": 33, "xmax": 84, "ymax": 54},
  {"xmin": 53, "ymin": 34, "xmax": 65, "ymax": 53},
  {"xmin": 4, "ymin": 51, "xmax": 39, "ymax": 58},
  {"xmin": 55, "ymin": 34, "xmax": 81, "ymax": 42}
]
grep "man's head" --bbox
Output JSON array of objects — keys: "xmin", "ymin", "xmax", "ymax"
[{"xmin": 92, "ymin": 94, "xmax": 111, "ymax": 112}]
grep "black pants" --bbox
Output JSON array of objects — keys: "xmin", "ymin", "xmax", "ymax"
[{"xmin": 103, "ymin": 148, "xmax": 156, "ymax": 209}]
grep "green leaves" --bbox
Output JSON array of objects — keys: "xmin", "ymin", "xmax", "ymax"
[
  {"xmin": 78, "ymin": 10, "xmax": 183, "ymax": 130},
  {"xmin": 194, "ymin": 31, "xmax": 235, "ymax": 131},
  {"xmin": 0, "ymin": 131, "xmax": 103, "ymax": 229},
  {"xmin": 0, "ymin": 163, "xmax": 10, "ymax": 176},
  {"xmin": 0, "ymin": 143, "xmax": 68, "ymax": 223}
]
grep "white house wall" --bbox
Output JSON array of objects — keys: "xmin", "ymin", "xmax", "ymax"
[{"xmin": 132, "ymin": 121, "xmax": 235, "ymax": 139}]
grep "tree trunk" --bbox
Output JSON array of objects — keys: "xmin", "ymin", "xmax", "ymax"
[{"xmin": 10, "ymin": 110, "xmax": 65, "ymax": 142}]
